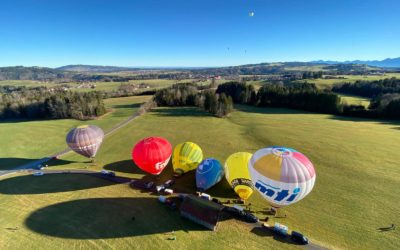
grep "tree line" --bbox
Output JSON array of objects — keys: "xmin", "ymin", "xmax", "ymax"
[
  {"xmin": 0, "ymin": 89, "xmax": 106, "ymax": 120},
  {"xmin": 332, "ymin": 78, "xmax": 400, "ymax": 98},
  {"xmin": 216, "ymin": 81, "xmax": 400, "ymax": 120},
  {"xmin": 153, "ymin": 83, "xmax": 233, "ymax": 117}
]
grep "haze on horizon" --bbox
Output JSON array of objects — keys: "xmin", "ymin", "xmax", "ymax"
[{"xmin": 0, "ymin": 0, "xmax": 399, "ymax": 68}]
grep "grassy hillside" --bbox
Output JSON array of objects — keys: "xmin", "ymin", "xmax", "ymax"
[
  {"xmin": 0, "ymin": 96, "xmax": 151, "ymax": 169},
  {"xmin": 1, "ymin": 104, "xmax": 399, "ymax": 249}
]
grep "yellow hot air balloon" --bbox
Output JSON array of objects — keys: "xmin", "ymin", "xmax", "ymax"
[
  {"xmin": 172, "ymin": 142, "xmax": 203, "ymax": 175},
  {"xmin": 224, "ymin": 152, "xmax": 254, "ymax": 200}
]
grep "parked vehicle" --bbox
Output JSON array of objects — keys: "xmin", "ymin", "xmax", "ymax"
[
  {"xmin": 145, "ymin": 181, "xmax": 155, "ymax": 189},
  {"xmin": 101, "ymin": 170, "xmax": 115, "ymax": 176},
  {"xmin": 164, "ymin": 188, "xmax": 174, "ymax": 195},
  {"xmin": 156, "ymin": 185, "xmax": 165, "ymax": 193},
  {"xmin": 223, "ymin": 205, "xmax": 259, "ymax": 223},
  {"xmin": 273, "ymin": 223, "xmax": 289, "ymax": 236},
  {"xmin": 243, "ymin": 212, "xmax": 259, "ymax": 223},
  {"xmin": 33, "ymin": 172, "xmax": 44, "ymax": 176},
  {"xmin": 291, "ymin": 231, "xmax": 309, "ymax": 245},
  {"xmin": 164, "ymin": 179, "xmax": 175, "ymax": 188}
]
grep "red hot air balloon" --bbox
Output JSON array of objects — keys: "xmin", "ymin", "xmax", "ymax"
[{"xmin": 132, "ymin": 137, "xmax": 172, "ymax": 175}]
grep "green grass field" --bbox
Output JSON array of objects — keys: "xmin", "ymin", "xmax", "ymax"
[
  {"xmin": 296, "ymin": 73, "xmax": 400, "ymax": 89},
  {"xmin": 0, "ymin": 78, "xmax": 214, "ymax": 93},
  {"xmin": 1, "ymin": 103, "xmax": 399, "ymax": 249},
  {"xmin": 0, "ymin": 95, "xmax": 150, "ymax": 169},
  {"xmin": 339, "ymin": 94, "xmax": 371, "ymax": 108}
]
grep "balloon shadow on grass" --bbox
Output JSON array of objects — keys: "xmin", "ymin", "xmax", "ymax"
[
  {"xmin": 103, "ymin": 159, "xmax": 236, "ymax": 199},
  {"xmin": 25, "ymin": 197, "xmax": 206, "ymax": 239},
  {"xmin": 103, "ymin": 160, "xmax": 146, "ymax": 175},
  {"xmin": 0, "ymin": 174, "xmax": 117, "ymax": 195}
]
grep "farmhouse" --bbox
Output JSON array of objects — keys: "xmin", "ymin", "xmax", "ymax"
[{"xmin": 180, "ymin": 195, "xmax": 225, "ymax": 231}]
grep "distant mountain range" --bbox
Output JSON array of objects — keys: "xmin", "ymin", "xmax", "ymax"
[
  {"xmin": 311, "ymin": 57, "xmax": 400, "ymax": 68},
  {"xmin": 56, "ymin": 64, "xmax": 207, "ymax": 72},
  {"xmin": 56, "ymin": 65, "xmax": 140, "ymax": 72}
]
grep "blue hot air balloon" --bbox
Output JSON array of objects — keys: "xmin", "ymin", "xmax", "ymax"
[{"xmin": 196, "ymin": 158, "xmax": 224, "ymax": 191}]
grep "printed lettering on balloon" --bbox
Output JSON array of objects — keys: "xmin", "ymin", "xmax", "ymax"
[{"xmin": 255, "ymin": 180, "xmax": 300, "ymax": 203}]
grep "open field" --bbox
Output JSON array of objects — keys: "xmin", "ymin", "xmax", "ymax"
[
  {"xmin": 1, "ymin": 104, "xmax": 399, "ymax": 249},
  {"xmin": 339, "ymin": 94, "xmax": 371, "ymax": 108},
  {"xmin": 296, "ymin": 73, "xmax": 400, "ymax": 89},
  {"xmin": 0, "ymin": 80, "xmax": 59, "ymax": 88},
  {"xmin": 0, "ymin": 78, "xmax": 221, "ymax": 93},
  {"xmin": 0, "ymin": 173, "xmax": 290, "ymax": 250},
  {"xmin": 0, "ymin": 95, "xmax": 151, "ymax": 170}
]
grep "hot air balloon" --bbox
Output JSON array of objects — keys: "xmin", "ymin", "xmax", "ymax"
[
  {"xmin": 224, "ymin": 152, "xmax": 254, "ymax": 200},
  {"xmin": 172, "ymin": 142, "xmax": 203, "ymax": 175},
  {"xmin": 196, "ymin": 158, "xmax": 224, "ymax": 191},
  {"xmin": 132, "ymin": 137, "xmax": 172, "ymax": 175},
  {"xmin": 66, "ymin": 125, "xmax": 104, "ymax": 159},
  {"xmin": 249, "ymin": 11, "xmax": 255, "ymax": 17},
  {"xmin": 248, "ymin": 147, "xmax": 316, "ymax": 208}
]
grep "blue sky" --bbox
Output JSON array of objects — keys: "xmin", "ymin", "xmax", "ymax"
[{"xmin": 0, "ymin": 0, "xmax": 399, "ymax": 67}]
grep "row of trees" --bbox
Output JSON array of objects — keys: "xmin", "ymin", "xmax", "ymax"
[
  {"xmin": 302, "ymin": 71, "xmax": 323, "ymax": 79},
  {"xmin": 153, "ymin": 83, "xmax": 233, "ymax": 117},
  {"xmin": 256, "ymin": 84, "xmax": 341, "ymax": 114},
  {"xmin": 216, "ymin": 81, "xmax": 400, "ymax": 120},
  {"xmin": 216, "ymin": 82, "xmax": 256, "ymax": 104},
  {"xmin": 332, "ymin": 78, "xmax": 400, "ymax": 98},
  {"xmin": 0, "ymin": 89, "xmax": 106, "ymax": 120}
]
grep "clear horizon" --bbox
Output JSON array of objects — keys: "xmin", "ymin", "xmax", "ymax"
[{"xmin": 1, "ymin": 0, "xmax": 399, "ymax": 67}]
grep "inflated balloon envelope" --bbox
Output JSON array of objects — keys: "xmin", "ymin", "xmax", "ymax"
[
  {"xmin": 248, "ymin": 147, "xmax": 316, "ymax": 208},
  {"xmin": 132, "ymin": 137, "xmax": 172, "ymax": 175},
  {"xmin": 196, "ymin": 158, "xmax": 224, "ymax": 191},
  {"xmin": 224, "ymin": 152, "xmax": 254, "ymax": 200},
  {"xmin": 66, "ymin": 125, "xmax": 104, "ymax": 158},
  {"xmin": 172, "ymin": 142, "xmax": 203, "ymax": 175}
]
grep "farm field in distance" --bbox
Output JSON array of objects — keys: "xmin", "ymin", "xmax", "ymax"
[
  {"xmin": 1, "ymin": 104, "xmax": 399, "ymax": 249},
  {"xmin": 295, "ymin": 73, "xmax": 400, "ymax": 89}
]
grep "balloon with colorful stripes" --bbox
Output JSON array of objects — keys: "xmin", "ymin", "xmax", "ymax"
[
  {"xmin": 172, "ymin": 142, "xmax": 203, "ymax": 175},
  {"xmin": 248, "ymin": 147, "xmax": 316, "ymax": 208},
  {"xmin": 66, "ymin": 125, "xmax": 104, "ymax": 159}
]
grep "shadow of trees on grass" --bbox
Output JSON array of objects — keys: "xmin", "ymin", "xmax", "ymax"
[
  {"xmin": 0, "ymin": 157, "xmax": 74, "ymax": 170},
  {"xmin": 0, "ymin": 174, "xmax": 117, "ymax": 195},
  {"xmin": 25, "ymin": 197, "xmax": 206, "ymax": 239}
]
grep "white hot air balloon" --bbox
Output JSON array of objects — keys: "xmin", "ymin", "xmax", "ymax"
[{"xmin": 248, "ymin": 147, "xmax": 316, "ymax": 208}]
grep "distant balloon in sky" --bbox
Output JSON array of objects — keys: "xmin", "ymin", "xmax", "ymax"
[
  {"xmin": 66, "ymin": 125, "xmax": 104, "ymax": 159},
  {"xmin": 224, "ymin": 152, "xmax": 254, "ymax": 200},
  {"xmin": 249, "ymin": 11, "xmax": 255, "ymax": 17},
  {"xmin": 196, "ymin": 158, "xmax": 224, "ymax": 191},
  {"xmin": 248, "ymin": 147, "xmax": 316, "ymax": 208},
  {"xmin": 132, "ymin": 137, "xmax": 172, "ymax": 175},
  {"xmin": 172, "ymin": 142, "xmax": 203, "ymax": 175}
]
